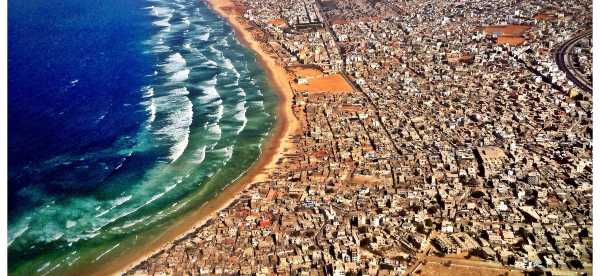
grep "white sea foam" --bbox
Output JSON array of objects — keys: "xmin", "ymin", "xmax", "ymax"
[
  {"xmin": 192, "ymin": 146, "xmax": 207, "ymax": 164},
  {"xmin": 114, "ymin": 158, "xmax": 125, "ymax": 170},
  {"xmin": 204, "ymin": 124, "xmax": 222, "ymax": 150},
  {"xmin": 150, "ymin": 6, "xmax": 172, "ymax": 18},
  {"xmin": 7, "ymin": 0, "xmax": 274, "ymax": 254},
  {"xmin": 165, "ymin": 183, "xmax": 177, "ymax": 192},
  {"xmin": 222, "ymin": 58, "xmax": 241, "ymax": 78},
  {"xmin": 208, "ymin": 45, "xmax": 221, "ymax": 56},
  {"xmin": 41, "ymin": 263, "xmax": 61, "ymax": 276},
  {"xmin": 203, "ymin": 59, "xmax": 218, "ymax": 68},
  {"xmin": 95, "ymin": 113, "xmax": 107, "ymax": 123},
  {"xmin": 153, "ymin": 18, "xmax": 171, "ymax": 28},
  {"xmin": 248, "ymin": 100, "xmax": 265, "ymax": 108},
  {"xmin": 208, "ymin": 104, "xmax": 224, "ymax": 122},
  {"xmin": 205, "ymin": 75, "xmax": 217, "ymax": 85},
  {"xmin": 166, "ymin": 126, "xmax": 189, "ymax": 162},
  {"xmin": 121, "ymin": 216, "xmax": 149, "ymax": 229},
  {"xmin": 154, "ymin": 88, "xmax": 193, "ymax": 162},
  {"xmin": 169, "ymin": 87, "xmax": 190, "ymax": 96},
  {"xmin": 170, "ymin": 69, "xmax": 190, "ymax": 82},
  {"xmin": 197, "ymin": 77, "xmax": 221, "ymax": 104},
  {"xmin": 222, "ymin": 58, "xmax": 234, "ymax": 70},
  {"xmin": 67, "ymin": 256, "xmax": 81, "ymax": 267},
  {"xmin": 163, "ymin": 53, "xmax": 187, "ymax": 73},
  {"xmin": 8, "ymin": 222, "xmax": 30, "ymax": 247},
  {"xmin": 167, "ymin": 87, "xmax": 190, "ymax": 97},
  {"xmin": 236, "ymin": 120, "xmax": 248, "ymax": 135},
  {"xmin": 37, "ymin": 262, "xmax": 51, "ymax": 273},
  {"xmin": 233, "ymin": 101, "xmax": 247, "ymax": 121},
  {"xmin": 142, "ymin": 86, "xmax": 154, "ymax": 98},
  {"xmin": 49, "ymin": 232, "xmax": 64, "ymax": 242},
  {"xmin": 152, "ymin": 45, "xmax": 171, "ymax": 53},
  {"xmin": 145, "ymin": 70, "xmax": 158, "ymax": 77},
  {"xmin": 149, "ymin": 6, "xmax": 172, "ymax": 28},
  {"xmin": 217, "ymin": 145, "xmax": 234, "ymax": 161},
  {"xmin": 95, "ymin": 209, "xmax": 110, "ymax": 218},
  {"xmin": 233, "ymin": 102, "xmax": 248, "ymax": 134},
  {"xmin": 147, "ymin": 99, "xmax": 157, "ymax": 124},
  {"xmin": 66, "ymin": 220, "xmax": 77, "ymax": 229},
  {"xmin": 94, "ymin": 243, "xmax": 120, "ymax": 262},
  {"xmin": 235, "ymin": 87, "xmax": 246, "ymax": 97},
  {"xmin": 144, "ymin": 192, "xmax": 165, "ymax": 206},
  {"xmin": 170, "ymin": 200, "xmax": 189, "ymax": 212},
  {"xmin": 206, "ymin": 123, "xmax": 222, "ymax": 137},
  {"xmin": 182, "ymin": 17, "xmax": 191, "ymax": 26},
  {"xmin": 222, "ymin": 80, "xmax": 238, "ymax": 88},
  {"xmin": 217, "ymin": 36, "xmax": 230, "ymax": 47},
  {"xmin": 199, "ymin": 33, "xmax": 210, "ymax": 41},
  {"xmin": 112, "ymin": 195, "xmax": 132, "ymax": 207},
  {"xmin": 95, "ymin": 194, "xmax": 133, "ymax": 220}
]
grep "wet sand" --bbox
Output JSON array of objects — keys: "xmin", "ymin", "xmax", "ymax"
[{"xmin": 90, "ymin": 0, "xmax": 299, "ymax": 274}]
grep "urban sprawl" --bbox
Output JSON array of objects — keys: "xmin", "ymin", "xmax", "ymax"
[{"xmin": 129, "ymin": 0, "xmax": 592, "ymax": 274}]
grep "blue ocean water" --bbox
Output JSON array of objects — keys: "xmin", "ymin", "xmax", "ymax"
[{"xmin": 8, "ymin": 0, "xmax": 277, "ymax": 274}]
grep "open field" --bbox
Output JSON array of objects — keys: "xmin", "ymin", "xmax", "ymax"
[
  {"xmin": 497, "ymin": 36, "xmax": 526, "ymax": 46},
  {"xmin": 416, "ymin": 261, "xmax": 524, "ymax": 276},
  {"xmin": 268, "ymin": 18, "xmax": 287, "ymax": 27},
  {"xmin": 483, "ymin": 24, "xmax": 532, "ymax": 46},
  {"xmin": 483, "ymin": 25, "xmax": 531, "ymax": 36},
  {"xmin": 289, "ymin": 66, "xmax": 353, "ymax": 94}
]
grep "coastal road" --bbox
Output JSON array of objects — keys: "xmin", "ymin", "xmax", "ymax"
[{"xmin": 555, "ymin": 30, "xmax": 592, "ymax": 93}]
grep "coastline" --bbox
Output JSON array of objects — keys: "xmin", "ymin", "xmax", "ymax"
[{"xmin": 92, "ymin": 0, "xmax": 298, "ymax": 275}]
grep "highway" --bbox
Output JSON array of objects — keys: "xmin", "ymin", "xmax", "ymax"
[{"xmin": 554, "ymin": 30, "xmax": 592, "ymax": 93}]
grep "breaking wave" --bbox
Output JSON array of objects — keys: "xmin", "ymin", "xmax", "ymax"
[
  {"xmin": 154, "ymin": 88, "xmax": 193, "ymax": 163},
  {"xmin": 8, "ymin": 0, "xmax": 277, "ymax": 273}
]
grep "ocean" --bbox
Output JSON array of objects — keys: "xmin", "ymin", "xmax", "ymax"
[{"xmin": 7, "ymin": 0, "xmax": 277, "ymax": 274}]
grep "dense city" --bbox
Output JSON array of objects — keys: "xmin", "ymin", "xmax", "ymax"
[{"xmin": 128, "ymin": 0, "xmax": 593, "ymax": 274}]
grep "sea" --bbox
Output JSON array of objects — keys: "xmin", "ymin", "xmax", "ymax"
[{"xmin": 7, "ymin": 0, "xmax": 277, "ymax": 274}]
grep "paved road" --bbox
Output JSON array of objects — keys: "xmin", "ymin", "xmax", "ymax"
[{"xmin": 555, "ymin": 30, "xmax": 592, "ymax": 93}]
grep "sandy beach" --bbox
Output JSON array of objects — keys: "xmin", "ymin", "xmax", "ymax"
[{"xmin": 89, "ymin": 0, "xmax": 299, "ymax": 274}]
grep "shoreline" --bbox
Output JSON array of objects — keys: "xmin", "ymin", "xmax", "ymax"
[{"xmin": 92, "ymin": 0, "xmax": 298, "ymax": 274}]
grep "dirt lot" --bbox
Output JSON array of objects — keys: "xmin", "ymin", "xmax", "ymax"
[
  {"xmin": 483, "ymin": 24, "xmax": 531, "ymax": 46},
  {"xmin": 496, "ymin": 36, "xmax": 526, "ymax": 46},
  {"xmin": 416, "ymin": 260, "xmax": 524, "ymax": 276},
  {"xmin": 483, "ymin": 25, "xmax": 531, "ymax": 36},
  {"xmin": 268, "ymin": 18, "xmax": 287, "ymax": 27},
  {"xmin": 288, "ymin": 66, "xmax": 353, "ymax": 94}
]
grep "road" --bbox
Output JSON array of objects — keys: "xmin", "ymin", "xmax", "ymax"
[{"xmin": 555, "ymin": 30, "xmax": 592, "ymax": 93}]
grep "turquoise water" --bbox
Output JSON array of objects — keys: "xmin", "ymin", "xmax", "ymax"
[{"xmin": 8, "ymin": 0, "xmax": 277, "ymax": 275}]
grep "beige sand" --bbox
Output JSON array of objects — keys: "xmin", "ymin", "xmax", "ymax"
[{"xmin": 86, "ymin": 0, "xmax": 300, "ymax": 275}]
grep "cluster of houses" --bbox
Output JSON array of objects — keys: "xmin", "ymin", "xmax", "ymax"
[{"xmin": 127, "ymin": 0, "xmax": 592, "ymax": 274}]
